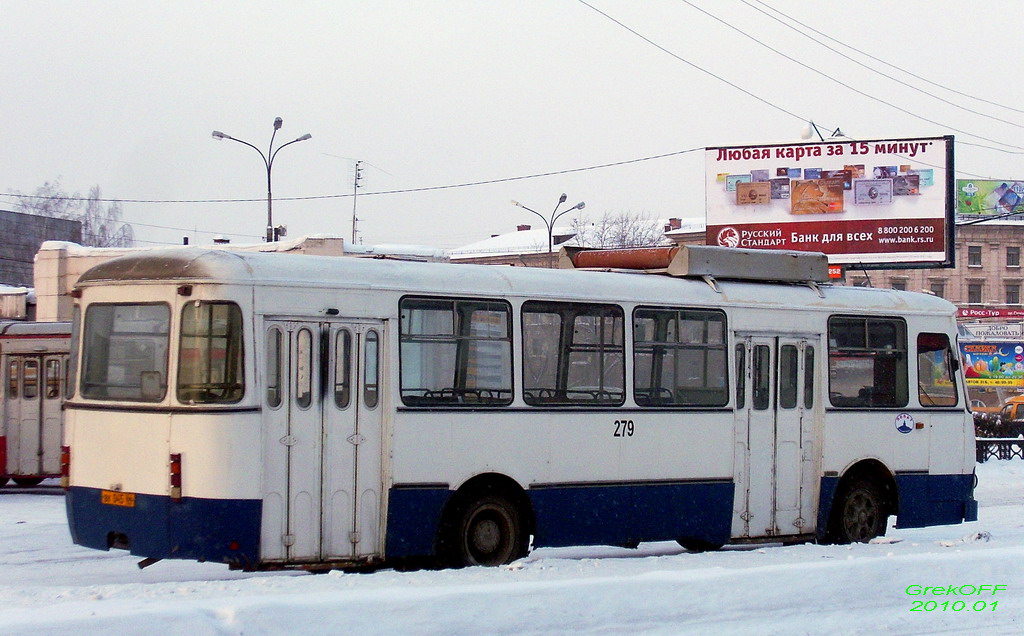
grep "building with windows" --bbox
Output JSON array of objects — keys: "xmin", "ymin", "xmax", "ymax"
[
  {"xmin": 840, "ymin": 221, "xmax": 1024, "ymax": 312},
  {"xmin": 0, "ymin": 209, "xmax": 81, "ymax": 288},
  {"xmin": 661, "ymin": 219, "xmax": 1023, "ymax": 315}
]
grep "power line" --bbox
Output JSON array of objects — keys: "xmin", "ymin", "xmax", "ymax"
[
  {"xmin": 737, "ymin": 0, "xmax": 1024, "ymax": 131},
  {"xmin": 0, "ymin": 146, "xmax": 706, "ymax": 206},
  {"xmin": 575, "ymin": 0, "xmax": 823, "ymax": 128},
  {"xmin": 675, "ymin": 0, "xmax": 1024, "ymax": 152},
  {"xmin": 748, "ymin": 0, "xmax": 1024, "ymax": 117}
]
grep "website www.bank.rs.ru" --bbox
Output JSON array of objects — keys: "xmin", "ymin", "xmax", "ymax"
[{"xmin": 878, "ymin": 236, "xmax": 933, "ymax": 244}]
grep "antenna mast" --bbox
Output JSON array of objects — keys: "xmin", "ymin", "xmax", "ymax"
[{"xmin": 351, "ymin": 160, "xmax": 363, "ymax": 244}]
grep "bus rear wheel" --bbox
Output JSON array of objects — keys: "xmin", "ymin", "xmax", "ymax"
[
  {"xmin": 832, "ymin": 478, "xmax": 888, "ymax": 543},
  {"xmin": 12, "ymin": 477, "xmax": 44, "ymax": 487},
  {"xmin": 0, "ymin": 477, "xmax": 8, "ymax": 487},
  {"xmin": 676, "ymin": 538, "xmax": 723, "ymax": 553},
  {"xmin": 445, "ymin": 493, "xmax": 527, "ymax": 567}
]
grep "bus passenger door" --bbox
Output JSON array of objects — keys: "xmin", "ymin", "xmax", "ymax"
[
  {"xmin": 261, "ymin": 320, "xmax": 385, "ymax": 564},
  {"xmin": 14, "ymin": 357, "xmax": 42, "ymax": 476},
  {"xmin": 40, "ymin": 356, "xmax": 65, "ymax": 475},
  {"xmin": 261, "ymin": 321, "xmax": 325, "ymax": 563},
  {"xmin": 321, "ymin": 322, "xmax": 384, "ymax": 561},
  {"xmin": 733, "ymin": 335, "xmax": 814, "ymax": 539}
]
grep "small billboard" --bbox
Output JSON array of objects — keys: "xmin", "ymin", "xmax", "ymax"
[
  {"xmin": 960, "ymin": 341, "xmax": 1024, "ymax": 387},
  {"xmin": 705, "ymin": 136, "xmax": 954, "ymax": 268},
  {"xmin": 961, "ymin": 322, "xmax": 1024, "ymax": 339},
  {"xmin": 956, "ymin": 179, "xmax": 1024, "ymax": 216}
]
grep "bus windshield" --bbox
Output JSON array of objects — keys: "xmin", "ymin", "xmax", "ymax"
[{"xmin": 81, "ymin": 303, "xmax": 170, "ymax": 402}]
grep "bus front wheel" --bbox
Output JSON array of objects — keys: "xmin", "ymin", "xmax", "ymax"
[
  {"xmin": 12, "ymin": 477, "xmax": 44, "ymax": 487},
  {"xmin": 445, "ymin": 493, "xmax": 527, "ymax": 567},
  {"xmin": 832, "ymin": 478, "xmax": 888, "ymax": 543}
]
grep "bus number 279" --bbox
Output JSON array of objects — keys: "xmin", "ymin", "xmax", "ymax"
[{"xmin": 614, "ymin": 420, "xmax": 635, "ymax": 437}]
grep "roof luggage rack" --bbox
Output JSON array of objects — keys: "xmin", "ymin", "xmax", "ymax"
[{"xmin": 559, "ymin": 244, "xmax": 830, "ymax": 294}]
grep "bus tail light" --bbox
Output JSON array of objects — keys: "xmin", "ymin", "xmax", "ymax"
[
  {"xmin": 169, "ymin": 453, "xmax": 182, "ymax": 501},
  {"xmin": 60, "ymin": 445, "xmax": 71, "ymax": 489}
]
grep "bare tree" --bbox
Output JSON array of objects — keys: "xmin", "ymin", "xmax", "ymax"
[
  {"xmin": 569, "ymin": 211, "xmax": 666, "ymax": 249},
  {"xmin": 13, "ymin": 179, "xmax": 135, "ymax": 247}
]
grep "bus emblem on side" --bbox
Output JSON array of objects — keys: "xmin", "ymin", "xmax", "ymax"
[{"xmin": 895, "ymin": 413, "xmax": 914, "ymax": 435}]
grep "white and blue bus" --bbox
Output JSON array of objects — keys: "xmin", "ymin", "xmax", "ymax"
[{"xmin": 62, "ymin": 245, "xmax": 977, "ymax": 569}]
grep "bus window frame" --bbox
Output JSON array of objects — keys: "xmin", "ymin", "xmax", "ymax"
[
  {"xmin": 521, "ymin": 300, "xmax": 625, "ymax": 407},
  {"xmin": 80, "ymin": 301, "xmax": 171, "ymax": 403},
  {"xmin": 631, "ymin": 305, "xmax": 729, "ymax": 407},
  {"xmin": 827, "ymin": 315, "xmax": 909, "ymax": 409},
  {"xmin": 177, "ymin": 300, "xmax": 245, "ymax": 405},
  {"xmin": 398, "ymin": 295, "xmax": 514, "ymax": 407}
]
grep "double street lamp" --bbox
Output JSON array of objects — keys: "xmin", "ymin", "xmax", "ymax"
[
  {"xmin": 511, "ymin": 194, "xmax": 585, "ymax": 268},
  {"xmin": 212, "ymin": 117, "xmax": 312, "ymax": 242}
]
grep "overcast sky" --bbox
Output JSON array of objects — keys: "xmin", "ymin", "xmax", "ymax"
[{"xmin": 2, "ymin": 1, "xmax": 1021, "ymax": 249}]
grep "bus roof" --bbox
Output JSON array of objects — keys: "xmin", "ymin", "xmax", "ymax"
[
  {"xmin": 75, "ymin": 247, "xmax": 956, "ymax": 317},
  {"xmin": 0, "ymin": 320, "xmax": 71, "ymax": 337}
]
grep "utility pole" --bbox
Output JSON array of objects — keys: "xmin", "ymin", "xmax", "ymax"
[{"xmin": 351, "ymin": 160, "xmax": 363, "ymax": 244}]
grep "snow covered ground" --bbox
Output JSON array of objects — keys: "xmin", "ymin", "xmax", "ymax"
[{"xmin": 1, "ymin": 462, "xmax": 1021, "ymax": 635}]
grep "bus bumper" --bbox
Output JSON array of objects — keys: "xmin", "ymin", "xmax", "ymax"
[{"xmin": 65, "ymin": 486, "xmax": 261, "ymax": 567}]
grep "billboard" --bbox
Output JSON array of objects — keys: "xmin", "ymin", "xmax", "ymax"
[
  {"xmin": 956, "ymin": 179, "xmax": 1024, "ymax": 216},
  {"xmin": 961, "ymin": 322, "xmax": 1024, "ymax": 339},
  {"xmin": 705, "ymin": 136, "xmax": 954, "ymax": 268},
  {"xmin": 958, "ymin": 307, "xmax": 1024, "ymax": 320},
  {"xmin": 960, "ymin": 341, "xmax": 1024, "ymax": 387}
]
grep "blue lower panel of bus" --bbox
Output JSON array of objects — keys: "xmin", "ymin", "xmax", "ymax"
[
  {"xmin": 384, "ymin": 480, "xmax": 734, "ymax": 559},
  {"xmin": 529, "ymin": 481, "xmax": 734, "ymax": 548},
  {"xmin": 66, "ymin": 487, "xmax": 261, "ymax": 567},
  {"xmin": 892, "ymin": 473, "xmax": 977, "ymax": 528},
  {"xmin": 815, "ymin": 472, "xmax": 977, "ymax": 537},
  {"xmin": 385, "ymin": 486, "xmax": 453, "ymax": 558}
]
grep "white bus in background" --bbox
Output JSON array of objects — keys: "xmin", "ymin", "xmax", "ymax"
[
  {"xmin": 0, "ymin": 320, "xmax": 70, "ymax": 487},
  {"xmin": 61, "ymin": 245, "xmax": 976, "ymax": 570}
]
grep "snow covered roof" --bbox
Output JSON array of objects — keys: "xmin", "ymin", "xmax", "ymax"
[
  {"xmin": 449, "ymin": 226, "xmax": 575, "ymax": 259},
  {"xmin": 39, "ymin": 235, "xmax": 448, "ymax": 261},
  {"xmin": 663, "ymin": 217, "xmax": 706, "ymax": 235},
  {"xmin": 450, "ymin": 217, "xmax": 701, "ymax": 260}
]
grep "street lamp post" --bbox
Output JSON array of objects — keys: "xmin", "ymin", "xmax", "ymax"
[
  {"xmin": 511, "ymin": 194, "xmax": 585, "ymax": 268},
  {"xmin": 212, "ymin": 117, "xmax": 312, "ymax": 242}
]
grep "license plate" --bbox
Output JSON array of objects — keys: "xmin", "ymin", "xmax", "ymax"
[{"xmin": 100, "ymin": 490, "xmax": 136, "ymax": 507}]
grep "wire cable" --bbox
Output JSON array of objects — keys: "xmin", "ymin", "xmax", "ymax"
[
  {"xmin": 748, "ymin": 0, "xmax": 1024, "ymax": 116},
  {"xmin": 737, "ymin": 0, "xmax": 1024, "ymax": 130},
  {"xmin": 0, "ymin": 147, "xmax": 706, "ymax": 205},
  {"xmin": 675, "ymin": 0, "xmax": 1024, "ymax": 151},
  {"xmin": 575, "ymin": 1, "xmax": 823, "ymax": 127}
]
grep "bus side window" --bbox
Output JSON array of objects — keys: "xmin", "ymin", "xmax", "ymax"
[
  {"xmin": 779, "ymin": 345, "xmax": 798, "ymax": 409},
  {"xmin": 735, "ymin": 344, "xmax": 745, "ymax": 409},
  {"xmin": 295, "ymin": 328, "xmax": 313, "ymax": 409},
  {"xmin": 266, "ymin": 328, "xmax": 282, "ymax": 408},
  {"xmin": 917, "ymin": 333, "xmax": 958, "ymax": 407},
  {"xmin": 753, "ymin": 345, "xmax": 770, "ymax": 410},
  {"xmin": 828, "ymin": 316, "xmax": 908, "ymax": 408},
  {"xmin": 364, "ymin": 330, "xmax": 379, "ymax": 409},
  {"xmin": 632, "ymin": 307, "xmax": 728, "ymax": 407},
  {"xmin": 7, "ymin": 359, "xmax": 19, "ymax": 398},
  {"xmin": 45, "ymin": 359, "xmax": 61, "ymax": 399},
  {"xmin": 803, "ymin": 346, "xmax": 814, "ymax": 409},
  {"xmin": 23, "ymin": 360, "xmax": 39, "ymax": 400},
  {"xmin": 522, "ymin": 300, "xmax": 624, "ymax": 406},
  {"xmin": 334, "ymin": 329, "xmax": 352, "ymax": 409},
  {"xmin": 399, "ymin": 297, "xmax": 513, "ymax": 406}
]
